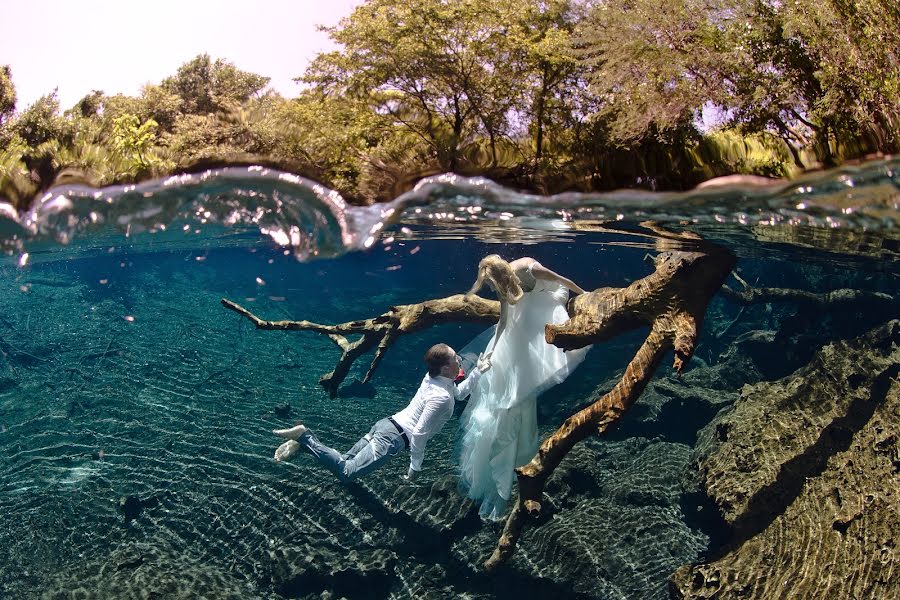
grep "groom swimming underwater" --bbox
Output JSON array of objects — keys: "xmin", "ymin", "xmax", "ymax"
[{"xmin": 272, "ymin": 343, "xmax": 492, "ymax": 482}]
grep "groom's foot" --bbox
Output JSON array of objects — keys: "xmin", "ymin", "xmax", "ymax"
[
  {"xmin": 274, "ymin": 439, "xmax": 301, "ymax": 462},
  {"xmin": 273, "ymin": 423, "xmax": 307, "ymax": 440}
]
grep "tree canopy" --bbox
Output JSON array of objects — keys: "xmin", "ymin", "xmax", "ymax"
[
  {"xmin": 1, "ymin": 1, "xmax": 897, "ymax": 208},
  {"xmin": 161, "ymin": 53, "xmax": 270, "ymax": 115},
  {"xmin": 0, "ymin": 65, "xmax": 16, "ymax": 126}
]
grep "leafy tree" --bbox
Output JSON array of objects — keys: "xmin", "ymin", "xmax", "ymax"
[
  {"xmin": 0, "ymin": 134, "xmax": 35, "ymax": 208},
  {"xmin": 14, "ymin": 92, "xmax": 65, "ymax": 147},
  {"xmin": 101, "ymin": 85, "xmax": 183, "ymax": 136},
  {"xmin": 0, "ymin": 65, "xmax": 15, "ymax": 126},
  {"xmin": 732, "ymin": 0, "xmax": 900, "ymax": 159},
  {"xmin": 71, "ymin": 90, "xmax": 104, "ymax": 118},
  {"xmin": 502, "ymin": 0, "xmax": 584, "ymax": 161},
  {"xmin": 577, "ymin": 0, "xmax": 899, "ymax": 166},
  {"xmin": 112, "ymin": 115, "xmax": 158, "ymax": 166},
  {"xmin": 304, "ymin": 0, "xmax": 525, "ymax": 171},
  {"xmin": 138, "ymin": 84, "xmax": 184, "ymax": 132},
  {"xmin": 577, "ymin": 0, "xmax": 733, "ymax": 145},
  {"xmin": 161, "ymin": 54, "xmax": 270, "ymax": 115},
  {"xmin": 110, "ymin": 114, "xmax": 172, "ymax": 177},
  {"xmin": 723, "ymin": 0, "xmax": 840, "ymax": 165},
  {"xmin": 268, "ymin": 90, "xmax": 389, "ymax": 195}
]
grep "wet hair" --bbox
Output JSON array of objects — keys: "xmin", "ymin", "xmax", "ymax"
[
  {"xmin": 424, "ymin": 343, "xmax": 455, "ymax": 377},
  {"xmin": 467, "ymin": 254, "xmax": 524, "ymax": 304}
]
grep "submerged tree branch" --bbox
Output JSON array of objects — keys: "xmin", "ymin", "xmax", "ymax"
[
  {"xmin": 719, "ymin": 284, "xmax": 895, "ymax": 308},
  {"xmin": 221, "ymin": 295, "xmax": 499, "ymax": 397},
  {"xmin": 485, "ymin": 248, "xmax": 736, "ymax": 570}
]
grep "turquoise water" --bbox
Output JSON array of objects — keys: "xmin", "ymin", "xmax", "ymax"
[{"xmin": 0, "ymin": 160, "xmax": 897, "ymax": 598}]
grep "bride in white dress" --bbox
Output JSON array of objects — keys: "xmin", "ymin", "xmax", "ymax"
[{"xmin": 458, "ymin": 255, "xmax": 590, "ymax": 520}]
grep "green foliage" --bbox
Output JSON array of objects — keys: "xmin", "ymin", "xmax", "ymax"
[
  {"xmin": 746, "ymin": 0, "xmax": 900, "ymax": 156},
  {"xmin": 577, "ymin": 0, "xmax": 732, "ymax": 144},
  {"xmin": 14, "ymin": 92, "xmax": 65, "ymax": 147},
  {"xmin": 691, "ymin": 129, "xmax": 798, "ymax": 179},
  {"xmin": 112, "ymin": 115, "xmax": 158, "ymax": 155},
  {"xmin": 2, "ymin": 3, "xmax": 896, "ymax": 208},
  {"xmin": 162, "ymin": 54, "xmax": 270, "ymax": 115},
  {"xmin": 0, "ymin": 134, "xmax": 36, "ymax": 208},
  {"xmin": 0, "ymin": 65, "xmax": 15, "ymax": 125},
  {"xmin": 165, "ymin": 99, "xmax": 278, "ymax": 163},
  {"xmin": 577, "ymin": 0, "xmax": 899, "ymax": 166},
  {"xmin": 70, "ymin": 90, "xmax": 104, "ymax": 118},
  {"xmin": 506, "ymin": 0, "xmax": 585, "ymax": 160},
  {"xmin": 112, "ymin": 114, "xmax": 159, "ymax": 172},
  {"xmin": 304, "ymin": 0, "xmax": 531, "ymax": 171},
  {"xmin": 101, "ymin": 86, "xmax": 183, "ymax": 134},
  {"xmin": 268, "ymin": 91, "xmax": 388, "ymax": 196}
]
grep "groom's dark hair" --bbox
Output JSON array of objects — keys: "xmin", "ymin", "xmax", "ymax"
[{"xmin": 425, "ymin": 343, "xmax": 454, "ymax": 377}]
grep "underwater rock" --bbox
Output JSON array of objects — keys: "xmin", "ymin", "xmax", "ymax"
[
  {"xmin": 117, "ymin": 495, "xmax": 142, "ymax": 521},
  {"xmin": 41, "ymin": 541, "xmax": 254, "ymax": 599},
  {"xmin": 614, "ymin": 376, "xmax": 737, "ymax": 446},
  {"xmin": 273, "ymin": 402, "xmax": 292, "ymax": 418},
  {"xmin": 269, "ymin": 543, "xmax": 397, "ymax": 599},
  {"xmin": 381, "ymin": 474, "xmax": 477, "ymax": 539},
  {"xmin": 338, "ymin": 378, "xmax": 377, "ymax": 399},
  {"xmin": 672, "ymin": 320, "xmax": 900, "ymax": 599},
  {"xmin": 492, "ymin": 440, "xmax": 709, "ymax": 600}
]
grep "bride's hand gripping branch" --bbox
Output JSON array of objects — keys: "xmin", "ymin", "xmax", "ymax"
[{"xmin": 476, "ymin": 351, "xmax": 493, "ymax": 373}]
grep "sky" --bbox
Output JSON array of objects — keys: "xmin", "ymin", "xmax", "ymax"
[{"xmin": 1, "ymin": 0, "xmax": 362, "ymax": 110}]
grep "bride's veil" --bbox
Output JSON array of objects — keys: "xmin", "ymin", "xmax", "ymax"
[{"xmin": 457, "ymin": 325, "xmax": 497, "ymax": 374}]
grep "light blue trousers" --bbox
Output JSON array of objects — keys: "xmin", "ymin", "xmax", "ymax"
[{"xmin": 299, "ymin": 417, "xmax": 406, "ymax": 482}]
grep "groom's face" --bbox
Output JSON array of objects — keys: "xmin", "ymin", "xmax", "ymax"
[{"xmin": 440, "ymin": 348, "xmax": 459, "ymax": 378}]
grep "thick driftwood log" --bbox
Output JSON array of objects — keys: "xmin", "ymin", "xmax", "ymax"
[
  {"xmin": 221, "ymin": 295, "xmax": 499, "ymax": 397},
  {"xmin": 484, "ymin": 249, "xmax": 736, "ymax": 571}
]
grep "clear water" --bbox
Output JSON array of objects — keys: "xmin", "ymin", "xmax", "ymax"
[{"xmin": 0, "ymin": 159, "xmax": 897, "ymax": 599}]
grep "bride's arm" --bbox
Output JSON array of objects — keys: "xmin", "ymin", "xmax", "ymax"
[{"xmin": 531, "ymin": 262, "xmax": 586, "ymax": 295}]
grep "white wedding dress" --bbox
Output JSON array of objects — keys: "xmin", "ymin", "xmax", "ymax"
[{"xmin": 458, "ymin": 266, "xmax": 590, "ymax": 520}]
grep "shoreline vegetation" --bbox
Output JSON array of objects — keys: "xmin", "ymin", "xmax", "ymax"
[{"xmin": 1, "ymin": 0, "xmax": 898, "ymax": 210}]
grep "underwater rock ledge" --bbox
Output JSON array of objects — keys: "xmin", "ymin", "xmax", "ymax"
[{"xmin": 671, "ymin": 320, "xmax": 900, "ymax": 599}]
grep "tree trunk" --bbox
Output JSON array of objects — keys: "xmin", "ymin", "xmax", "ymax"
[{"xmin": 535, "ymin": 66, "xmax": 548, "ymax": 161}]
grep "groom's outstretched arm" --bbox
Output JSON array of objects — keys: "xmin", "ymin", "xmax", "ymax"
[
  {"xmin": 456, "ymin": 353, "xmax": 491, "ymax": 400},
  {"xmin": 455, "ymin": 366, "xmax": 484, "ymax": 401}
]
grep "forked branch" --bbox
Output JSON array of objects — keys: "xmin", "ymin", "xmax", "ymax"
[
  {"xmin": 221, "ymin": 295, "xmax": 499, "ymax": 397},
  {"xmin": 485, "ymin": 249, "xmax": 736, "ymax": 570}
]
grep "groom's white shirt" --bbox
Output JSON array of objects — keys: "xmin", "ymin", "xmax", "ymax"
[{"xmin": 392, "ymin": 369, "xmax": 483, "ymax": 472}]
